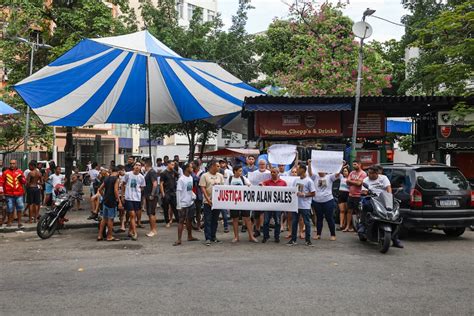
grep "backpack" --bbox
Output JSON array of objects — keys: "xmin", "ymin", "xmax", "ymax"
[{"xmin": 229, "ymin": 175, "xmax": 245, "ymax": 185}]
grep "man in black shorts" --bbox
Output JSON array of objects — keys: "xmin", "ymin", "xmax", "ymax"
[
  {"xmin": 227, "ymin": 165, "xmax": 258, "ymax": 243},
  {"xmin": 160, "ymin": 161, "xmax": 179, "ymax": 227},
  {"xmin": 26, "ymin": 161, "xmax": 42, "ymax": 223},
  {"xmin": 144, "ymin": 160, "xmax": 158, "ymax": 237},
  {"xmin": 345, "ymin": 160, "xmax": 367, "ymax": 233}
]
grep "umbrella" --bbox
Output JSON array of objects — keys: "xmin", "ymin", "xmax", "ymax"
[
  {"xmin": 0, "ymin": 100, "xmax": 19, "ymax": 115},
  {"xmin": 13, "ymin": 30, "xmax": 263, "ymax": 127}
]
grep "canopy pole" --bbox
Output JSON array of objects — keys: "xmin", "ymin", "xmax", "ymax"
[{"xmin": 146, "ymin": 55, "xmax": 152, "ymax": 161}]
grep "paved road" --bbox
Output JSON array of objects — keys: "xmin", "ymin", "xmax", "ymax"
[{"xmin": 1, "ymin": 225, "xmax": 473, "ymax": 315}]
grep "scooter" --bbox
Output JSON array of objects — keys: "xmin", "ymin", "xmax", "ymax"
[{"xmin": 356, "ymin": 184, "xmax": 402, "ymax": 254}]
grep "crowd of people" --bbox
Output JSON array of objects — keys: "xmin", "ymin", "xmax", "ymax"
[{"xmin": 0, "ymin": 154, "xmax": 403, "ymax": 248}]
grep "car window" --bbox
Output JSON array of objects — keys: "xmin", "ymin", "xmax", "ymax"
[
  {"xmin": 416, "ymin": 169, "xmax": 469, "ymax": 190},
  {"xmin": 390, "ymin": 169, "xmax": 411, "ymax": 193}
]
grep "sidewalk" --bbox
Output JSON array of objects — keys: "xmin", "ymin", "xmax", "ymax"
[{"xmin": 1, "ymin": 196, "xmax": 165, "ymax": 234}]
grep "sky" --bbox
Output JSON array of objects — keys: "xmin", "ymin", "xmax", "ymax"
[{"xmin": 218, "ymin": 0, "xmax": 409, "ymax": 42}]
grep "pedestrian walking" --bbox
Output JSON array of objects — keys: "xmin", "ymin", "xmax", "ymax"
[
  {"xmin": 122, "ymin": 162, "xmax": 145, "ymax": 241},
  {"xmin": 144, "ymin": 160, "xmax": 158, "ymax": 237}
]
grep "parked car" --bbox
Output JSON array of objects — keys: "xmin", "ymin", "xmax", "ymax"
[{"xmin": 381, "ymin": 163, "xmax": 474, "ymax": 237}]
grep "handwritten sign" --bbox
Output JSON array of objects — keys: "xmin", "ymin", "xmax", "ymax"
[
  {"xmin": 247, "ymin": 170, "xmax": 271, "ymax": 185},
  {"xmin": 311, "ymin": 150, "xmax": 343, "ymax": 174},
  {"xmin": 212, "ymin": 185, "xmax": 298, "ymax": 212},
  {"xmin": 268, "ymin": 144, "xmax": 297, "ymax": 165}
]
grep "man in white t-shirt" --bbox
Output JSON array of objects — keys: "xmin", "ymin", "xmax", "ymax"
[
  {"xmin": 174, "ymin": 162, "xmax": 199, "ymax": 246},
  {"xmin": 361, "ymin": 166, "xmax": 403, "ymax": 248},
  {"xmin": 122, "ymin": 162, "xmax": 145, "ymax": 240},
  {"xmin": 252, "ymin": 159, "xmax": 271, "ymax": 238}
]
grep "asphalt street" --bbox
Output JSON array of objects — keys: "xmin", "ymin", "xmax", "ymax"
[{"xmin": 1, "ymin": 225, "xmax": 473, "ymax": 315}]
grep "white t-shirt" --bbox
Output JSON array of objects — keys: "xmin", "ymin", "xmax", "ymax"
[
  {"xmin": 176, "ymin": 175, "xmax": 194, "ymax": 209},
  {"xmin": 227, "ymin": 175, "xmax": 250, "ymax": 186},
  {"xmin": 222, "ymin": 169, "xmax": 234, "ymax": 182},
  {"xmin": 89, "ymin": 169, "xmax": 99, "ymax": 181},
  {"xmin": 311, "ymin": 174, "xmax": 338, "ymax": 203},
  {"xmin": 362, "ymin": 175, "xmax": 391, "ymax": 195},
  {"xmin": 123, "ymin": 172, "xmax": 145, "ymax": 202},
  {"xmin": 50, "ymin": 174, "xmax": 65, "ymax": 188},
  {"xmin": 294, "ymin": 176, "xmax": 316, "ymax": 209},
  {"xmin": 153, "ymin": 165, "xmax": 166, "ymax": 183}
]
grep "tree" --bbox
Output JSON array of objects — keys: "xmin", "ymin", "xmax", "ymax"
[
  {"xmin": 1, "ymin": 0, "xmax": 137, "ymax": 178},
  {"xmin": 400, "ymin": 0, "xmax": 473, "ymax": 95},
  {"xmin": 141, "ymin": 0, "xmax": 257, "ymax": 159},
  {"xmin": 255, "ymin": 1, "xmax": 392, "ymax": 96},
  {"xmin": 371, "ymin": 40, "xmax": 406, "ymax": 95}
]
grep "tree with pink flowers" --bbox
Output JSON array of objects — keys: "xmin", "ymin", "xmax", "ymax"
[{"xmin": 255, "ymin": 1, "xmax": 392, "ymax": 96}]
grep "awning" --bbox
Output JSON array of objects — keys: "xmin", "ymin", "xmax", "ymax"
[
  {"xmin": 198, "ymin": 148, "xmax": 260, "ymax": 157},
  {"xmin": 245, "ymin": 103, "xmax": 351, "ymax": 112}
]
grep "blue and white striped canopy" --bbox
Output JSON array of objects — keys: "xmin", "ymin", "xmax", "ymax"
[
  {"xmin": 0, "ymin": 100, "xmax": 19, "ymax": 115},
  {"xmin": 14, "ymin": 30, "xmax": 263, "ymax": 126}
]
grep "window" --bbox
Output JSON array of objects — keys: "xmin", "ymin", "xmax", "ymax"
[
  {"xmin": 222, "ymin": 130, "xmax": 232, "ymax": 139},
  {"xmin": 187, "ymin": 3, "xmax": 195, "ymax": 21},
  {"xmin": 207, "ymin": 10, "xmax": 215, "ymax": 21},
  {"xmin": 416, "ymin": 169, "xmax": 469, "ymax": 191},
  {"xmin": 176, "ymin": 0, "xmax": 184, "ymax": 19}
]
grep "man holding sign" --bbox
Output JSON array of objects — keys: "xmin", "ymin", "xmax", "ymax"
[
  {"xmin": 261, "ymin": 167, "xmax": 287, "ymax": 243},
  {"xmin": 288, "ymin": 163, "xmax": 316, "ymax": 247}
]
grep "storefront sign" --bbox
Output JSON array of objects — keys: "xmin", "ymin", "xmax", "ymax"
[
  {"xmin": 356, "ymin": 150, "xmax": 380, "ymax": 169},
  {"xmin": 212, "ymin": 185, "xmax": 298, "ymax": 212},
  {"xmin": 255, "ymin": 112, "xmax": 342, "ymax": 138},
  {"xmin": 342, "ymin": 112, "xmax": 385, "ymax": 137},
  {"xmin": 437, "ymin": 112, "xmax": 474, "ymax": 140}
]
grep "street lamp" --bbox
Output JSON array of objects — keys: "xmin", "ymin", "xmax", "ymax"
[
  {"xmin": 350, "ymin": 8, "xmax": 375, "ymax": 164},
  {"xmin": 15, "ymin": 34, "xmax": 52, "ymax": 166}
]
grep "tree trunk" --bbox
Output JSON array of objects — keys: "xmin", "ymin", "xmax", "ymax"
[
  {"xmin": 199, "ymin": 132, "xmax": 209, "ymax": 159},
  {"xmin": 64, "ymin": 127, "xmax": 74, "ymax": 190}
]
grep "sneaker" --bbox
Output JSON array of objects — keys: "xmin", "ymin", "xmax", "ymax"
[
  {"xmin": 87, "ymin": 214, "xmax": 98, "ymax": 220},
  {"xmin": 305, "ymin": 241, "xmax": 314, "ymax": 247},
  {"xmin": 253, "ymin": 230, "xmax": 261, "ymax": 238},
  {"xmin": 213, "ymin": 239, "xmax": 222, "ymax": 244},
  {"xmin": 274, "ymin": 238, "xmax": 280, "ymax": 243},
  {"xmin": 131, "ymin": 234, "xmax": 138, "ymax": 241},
  {"xmin": 224, "ymin": 228, "xmax": 229, "ymax": 233},
  {"xmin": 261, "ymin": 238, "xmax": 268, "ymax": 244},
  {"xmin": 205, "ymin": 240, "xmax": 211, "ymax": 246},
  {"xmin": 287, "ymin": 240, "xmax": 296, "ymax": 246},
  {"xmin": 392, "ymin": 239, "xmax": 404, "ymax": 248}
]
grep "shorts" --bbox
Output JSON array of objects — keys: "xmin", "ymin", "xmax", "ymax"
[
  {"xmin": 6, "ymin": 196, "xmax": 25, "ymax": 214},
  {"xmin": 102, "ymin": 205, "xmax": 117, "ymax": 219},
  {"xmin": 347, "ymin": 196, "xmax": 361, "ymax": 211},
  {"xmin": 253, "ymin": 211, "xmax": 263, "ymax": 219},
  {"xmin": 338, "ymin": 191, "xmax": 349, "ymax": 203},
  {"xmin": 145, "ymin": 196, "xmax": 158, "ymax": 216},
  {"xmin": 125, "ymin": 200, "xmax": 141, "ymax": 212},
  {"xmin": 26, "ymin": 187, "xmax": 41, "ymax": 205},
  {"xmin": 45, "ymin": 183, "xmax": 53, "ymax": 194},
  {"xmin": 178, "ymin": 205, "xmax": 196, "ymax": 223},
  {"xmin": 230, "ymin": 210, "xmax": 251, "ymax": 218}
]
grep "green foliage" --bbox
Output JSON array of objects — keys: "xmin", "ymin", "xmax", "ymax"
[
  {"xmin": 371, "ymin": 40, "xmax": 406, "ymax": 95},
  {"xmin": 450, "ymin": 102, "xmax": 474, "ymax": 133},
  {"xmin": 255, "ymin": 1, "xmax": 392, "ymax": 96},
  {"xmin": 401, "ymin": 0, "xmax": 474, "ymax": 95},
  {"xmin": 398, "ymin": 134, "xmax": 415, "ymax": 155}
]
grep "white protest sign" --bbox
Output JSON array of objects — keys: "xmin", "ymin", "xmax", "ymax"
[
  {"xmin": 212, "ymin": 185, "xmax": 298, "ymax": 212},
  {"xmin": 268, "ymin": 144, "xmax": 297, "ymax": 165},
  {"xmin": 247, "ymin": 170, "xmax": 271, "ymax": 185},
  {"xmin": 311, "ymin": 150, "xmax": 343, "ymax": 174},
  {"xmin": 280, "ymin": 176, "xmax": 299, "ymax": 187}
]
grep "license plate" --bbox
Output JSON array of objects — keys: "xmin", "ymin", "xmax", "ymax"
[{"xmin": 439, "ymin": 200, "xmax": 458, "ymax": 207}]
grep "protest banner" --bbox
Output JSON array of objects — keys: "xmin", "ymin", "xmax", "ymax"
[
  {"xmin": 311, "ymin": 150, "xmax": 343, "ymax": 174},
  {"xmin": 268, "ymin": 144, "xmax": 297, "ymax": 165},
  {"xmin": 212, "ymin": 185, "xmax": 298, "ymax": 212},
  {"xmin": 247, "ymin": 170, "xmax": 271, "ymax": 185}
]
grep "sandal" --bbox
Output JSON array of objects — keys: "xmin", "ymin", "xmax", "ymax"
[
  {"xmin": 106, "ymin": 237, "xmax": 120, "ymax": 242},
  {"xmin": 97, "ymin": 237, "xmax": 103, "ymax": 241},
  {"xmin": 188, "ymin": 237, "xmax": 199, "ymax": 241},
  {"xmin": 173, "ymin": 241, "xmax": 182, "ymax": 246}
]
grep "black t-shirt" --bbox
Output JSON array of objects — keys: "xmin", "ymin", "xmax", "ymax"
[
  {"xmin": 124, "ymin": 163, "xmax": 134, "ymax": 172},
  {"xmin": 103, "ymin": 176, "xmax": 118, "ymax": 208},
  {"xmin": 144, "ymin": 169, "xmax": 158, "ymax": 196},
  {"xmin": 160, "ymin": 169, "xmax": 177, "ymax": 195}
]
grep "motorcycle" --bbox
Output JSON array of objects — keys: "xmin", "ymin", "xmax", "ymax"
[
  {"xmin": 356, "ymin": 184, "xmax": 402, "ymax": 254},
  {"xmin": 37, "ymin": 190, "xmax": 82, "ymax": 239}
]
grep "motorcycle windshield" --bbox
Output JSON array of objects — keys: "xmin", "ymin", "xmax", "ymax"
[{"xmin": 375, "ymin": 191, "xmax": 394, "ymax": 211}]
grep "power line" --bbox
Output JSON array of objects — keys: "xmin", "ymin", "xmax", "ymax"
[{"xmin": 370, "ymin": 15, "xmax": 405, "ymax": 28}]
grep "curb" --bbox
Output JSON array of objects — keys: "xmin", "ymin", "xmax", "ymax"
[{"xmin": 1, "ymin": 218, "xmax": 167, "ymax": 234}]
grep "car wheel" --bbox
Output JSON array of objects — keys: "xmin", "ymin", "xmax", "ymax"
[{"xmin": 443, "ymin": 228, "xmax": 465, "ymax": 237}]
